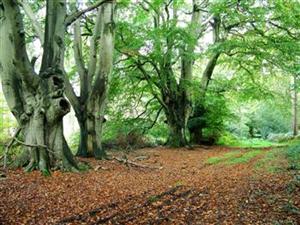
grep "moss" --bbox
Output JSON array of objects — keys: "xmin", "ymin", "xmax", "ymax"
[
  {"xmin": 77, "ymin": 161, "xmax": 92, "ymax": 171},
  {"xmin": 147, "ymin": 195, "xmax": 159, "ymax": 203}
]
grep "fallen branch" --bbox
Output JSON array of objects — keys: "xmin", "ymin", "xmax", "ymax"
[{"xmin": 112, "ymin": 156, "xmax": 162, "ymax": 170}]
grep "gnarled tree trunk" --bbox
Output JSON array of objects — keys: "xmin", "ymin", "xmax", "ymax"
[{"xmin": 0, "ymin": 0, "xmax": 78, "ymax": 174}]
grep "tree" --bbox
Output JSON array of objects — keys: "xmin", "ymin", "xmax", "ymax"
[
  {"xmin": 68, "ymin": 1, "xmax": 115, "ymax": 158},
  {"xmin": 117, "ymin": 0, "xmax": 209, "ymax": 147},
  {"xmin": 0, "ymin": 0, "xmax": 93, "ymax": 174},
  {"xmin": 18, "ymin": 0, "xmax": 116, "ymax": 159}
]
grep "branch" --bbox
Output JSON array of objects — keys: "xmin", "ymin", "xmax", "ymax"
[
  {"xmin": 268, "ymin": 20, "xmax": 299, "ymax": 40},
  {"xmin": 73, "ymin": 19, "xmax": 86, "ymax": 78},
  {"xmin": 145, "ymin": 106, "xmax": 163, "ymax": 132},
  {"xmin": 200, "ymin": 52, "xmax": 221, "ymax": 92},
  {"xmin": 87, "ymin": 6, "xmax": 102, "ymax": 86},
  {"xmin": 135, "ymin": 61, "xmax": 168, "ymax": 110},
  {"xmin": 73, "ymin": 19, "xmax": 89, "ymax": 101},
  {"xmin": 1, "ymin": 0, "xmax": 38, "ymax": 86},
  {"xmin": 19, "ymin": 0, "xmax": 44, "ymax": 44},
  {"xmin": 65, "ymin": 0, "xmax": 113, "ymax": 26},
  {"xmin": 63, "ymin": 70, "xmax": 80, "ymax": 114},
  {"xmin": 135, "ymin": 97, "xmax": 156, "ymax": 119}
]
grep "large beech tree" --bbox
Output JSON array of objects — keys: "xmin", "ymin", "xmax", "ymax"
[
  {"xmin": 0, "ymin": 0, "xmax": 109, "ymax": 173},
  {"xmin": 117, "ymin": 0, "xmax": 207, "ymax": 147}
]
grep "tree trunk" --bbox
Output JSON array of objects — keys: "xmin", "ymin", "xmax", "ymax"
[
  {"xmin": 0, "ymin": 0, "xmax": 78, "ymax": 174},
  {"xmin": 76, "ymin": 111, "xmax": 89, "ymax": 157},
  {"xmin": 164, "ymin": 102, "xmax": 188, "ymax": 147},
  {"xmin": 167, "ymin": 123, "xmax": 187, "ymax": 147},
  {"xmin": 21, "ymin": 75, "xmax": 79, "ymax": 174},
  {"xmin": 67, "ymin": 2, "xmax": 114, "ymax": 158}
]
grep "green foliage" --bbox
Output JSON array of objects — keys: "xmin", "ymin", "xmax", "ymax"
[
  {"xmin": 254, "ymin": 142, "xmax": 300, "ymax": 173},
  {"xmin": 217, "ymin": 133, "xmax": 282, "ymax": 148},
  {"xmin": 251, "ymin": 102, "xmax": 291, "ymax": 139},
  {"xmin": 202, "ymin": 91, "xmax": 231, "ymax": 140}
]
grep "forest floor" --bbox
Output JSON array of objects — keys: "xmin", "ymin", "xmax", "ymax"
[{"xmin": 0, "ymin": 146, "xmax": 299, "ymax": 225}]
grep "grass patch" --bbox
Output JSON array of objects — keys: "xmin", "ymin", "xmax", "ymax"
[
  {"xmin": 206, "ymin": 151, "xmax": 241, "ymax": 165},
  {"xmin": 255, "ymin": 148, "xmax": 286, "ymax": 173},
  {"xmin": 225, "ymin": 149, "xmax": 263, "ymax": 165},
  {"xmin": 206, "ymin": 149, "xmax": 264, "ymax": 166}
]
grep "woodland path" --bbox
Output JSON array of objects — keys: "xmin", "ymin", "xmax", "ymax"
[{"xmin": 0, "ymin": 146, "xmax": 299, "ymax": 225}]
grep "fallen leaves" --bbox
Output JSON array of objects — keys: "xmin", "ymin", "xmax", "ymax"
[{"xmin": 0, "ymin": 146, "xmax": 299, "ymax": 224}]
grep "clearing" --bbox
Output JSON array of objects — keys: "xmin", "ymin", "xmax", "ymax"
[{"xmin": 0, "ymin": 146, "xmax": 299, "ymax": 225}]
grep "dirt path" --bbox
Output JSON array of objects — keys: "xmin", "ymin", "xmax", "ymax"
[{"xmin": 0, "ymin": 146, "xmax": 299, "ymax": 225}]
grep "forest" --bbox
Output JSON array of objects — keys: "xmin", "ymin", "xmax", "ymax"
[{"xmin": 0, "ymin": 0, "xmax": 300, "ymax": 224}]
